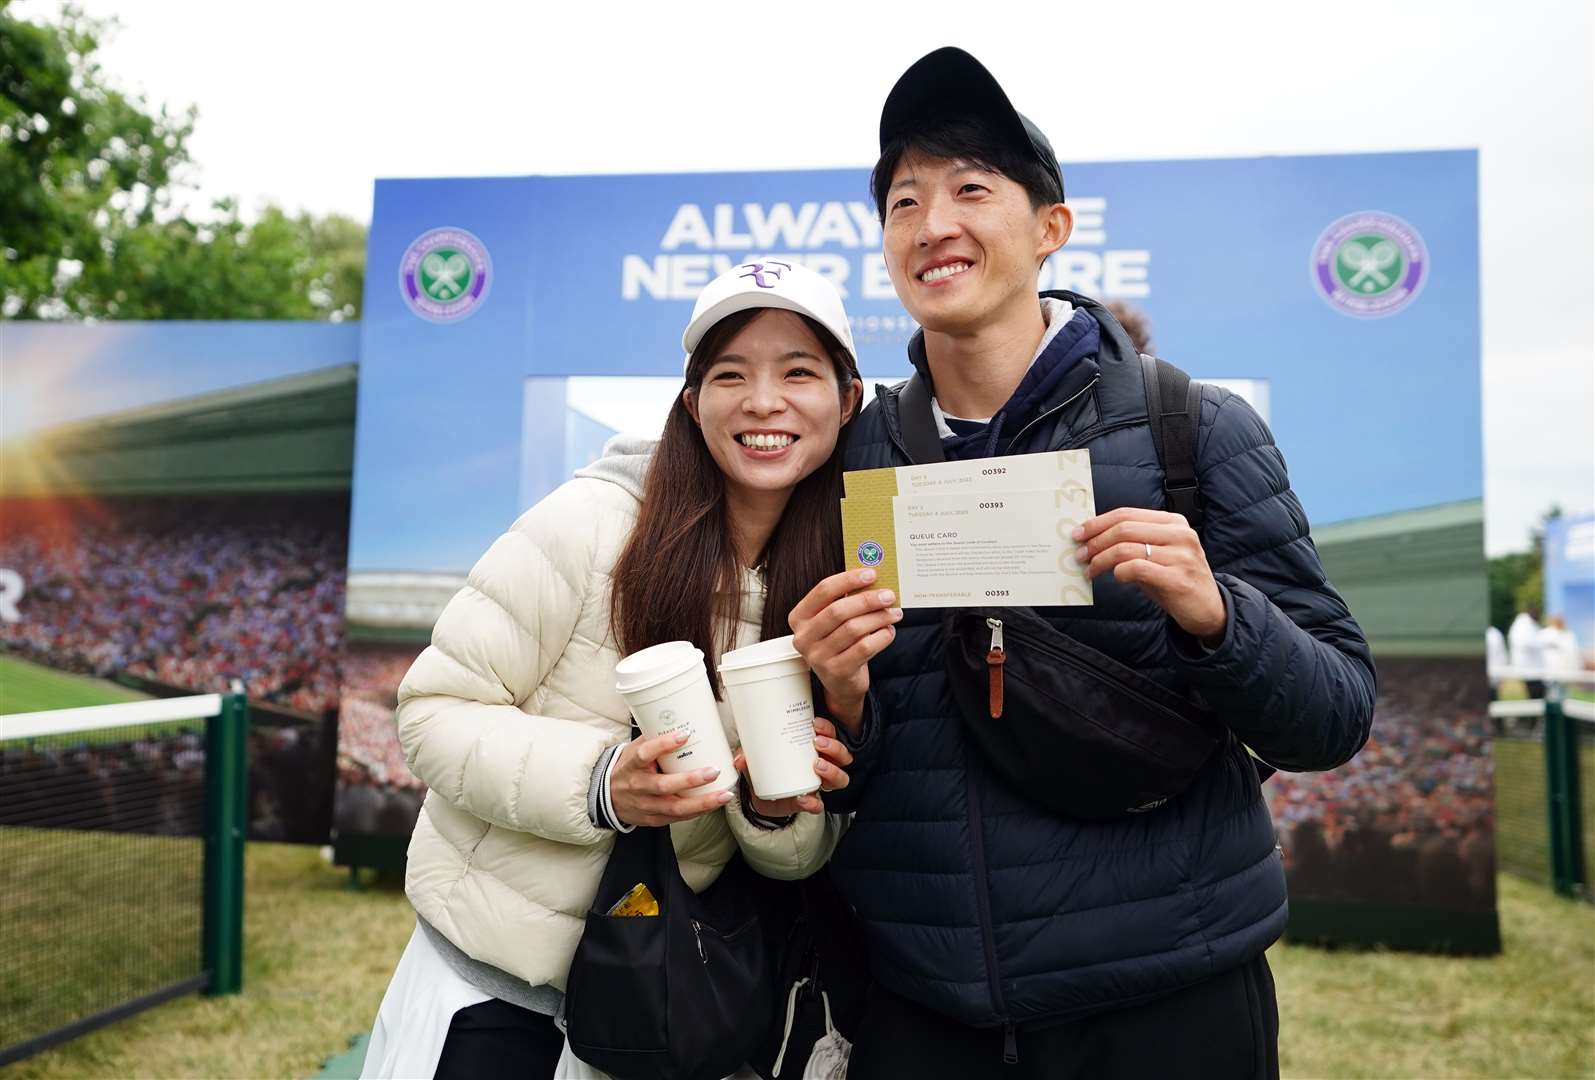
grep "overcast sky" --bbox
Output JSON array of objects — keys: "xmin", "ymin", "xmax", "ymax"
[{"xmin": 19, "ymin": 0, "xmax": 1593, "ymax": 554}]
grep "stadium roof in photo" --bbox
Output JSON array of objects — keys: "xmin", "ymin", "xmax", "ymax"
[
  {"xmin": 1312, "ymin": 499, "xmax": 1486, "ymax": 657},
  {"xmin": 343, "ymin": 571, "xmax": 466, "ymax": 642},
  {"xmin": 0, "ymin": 365, "xmax": 356, "ymax": 497}
]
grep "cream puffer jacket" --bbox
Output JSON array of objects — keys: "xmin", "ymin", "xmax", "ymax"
[{"xmin": 396, "ymin": 437, "xmax": 843, "ymax": 990}]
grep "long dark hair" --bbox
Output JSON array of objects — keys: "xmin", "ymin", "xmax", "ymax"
[{"xmin": 611, "ymin": 308, "xmax": 862, "ymax": 692}]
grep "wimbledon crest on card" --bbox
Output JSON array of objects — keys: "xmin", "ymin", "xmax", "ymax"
[
  {"xmin": 857, "ymin": 540, "xmax": 885, "ymax": 567},
  {"xmin": 1311, "ymin": 211, "xmax": 1428, "ymax": 318},
  {"xmin": 400, "ymin": 227, "xmax": 493, "ymax": 322}
]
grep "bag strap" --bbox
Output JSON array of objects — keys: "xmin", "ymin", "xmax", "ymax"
[
  {"xmin": 898, "ymin": 372, "xmax": 948, "ymax": 465},
  {"xmin": 1139, "ymin": 354, "xmax": 1204, "ymax": 531}
]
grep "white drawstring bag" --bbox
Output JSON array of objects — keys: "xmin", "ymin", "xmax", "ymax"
[{"xmin": 771, "ymin": 978, "xmax": 852, "ymax": 1080}]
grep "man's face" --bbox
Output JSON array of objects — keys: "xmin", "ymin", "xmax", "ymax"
[{"xmin": 882, "ymin": 151, "xmax": 1066, "ymax": 336}]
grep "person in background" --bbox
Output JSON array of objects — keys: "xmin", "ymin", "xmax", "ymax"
[
  {"xmin": 1485, "ymin": 623, "xmax": 1508, "ymax": 704},
  {"xmin": 1105, "ymin": 300, "xmax": 1153, "ymax": 354},
  {"xmin": 1538, "ymin": 614, "xmax": 1582, "ymax": 678},
  {"xmin": 1508, "ymin": 606, "xmax": 1546, "ymax": 700}
]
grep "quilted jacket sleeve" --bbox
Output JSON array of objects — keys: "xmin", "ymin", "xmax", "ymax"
[
  {"xmin": 396, "ymin": 491, "xmax": 615, "ymax": 847},
  {"xmin": 722, "ymin": 796, "xmax": 846, "ymax": 880},
  {"xmin": 1169, "ymin": 389, "xmax": 1377, "ymax": 772}
]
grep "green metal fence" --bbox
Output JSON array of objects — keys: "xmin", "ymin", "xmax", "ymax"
[
  {"xmin": 0, "ymin": 692, "xmax": 247, "ymax": 1066},
  {"xmin": 1491, "ymin": 682, "xmax": 1594, "ymax": 901}
]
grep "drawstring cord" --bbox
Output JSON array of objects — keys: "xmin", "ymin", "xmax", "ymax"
[{"xmin": 772, "ymin": 977, "xmax": 838, "ymax": 1077}]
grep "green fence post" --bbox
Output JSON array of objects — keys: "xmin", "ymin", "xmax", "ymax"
[
  {"xmin": 1543, "ymin": 688, "xmax": 1584, "ymax": 898},
  {"xmin": 203, "ymin": 692, "xmax": 248, "ymax": 994}
]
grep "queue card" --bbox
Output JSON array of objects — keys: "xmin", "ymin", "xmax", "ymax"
[{"xmin": 840, "ymin": 451, "xmax": 1096, "ymax": 608}]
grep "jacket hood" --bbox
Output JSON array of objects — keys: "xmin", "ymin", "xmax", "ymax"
[{"xmin": 573, "ymin": 434, "xmax": 656, "ymax": 500}]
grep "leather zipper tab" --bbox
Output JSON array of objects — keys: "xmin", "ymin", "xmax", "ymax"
[{"xmin": 986, "ymin": 618, "xmax": 1005, "ymax": 719}]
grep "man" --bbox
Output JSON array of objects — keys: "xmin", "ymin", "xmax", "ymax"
[
  {"xmin": 1538, "ymin": 614, "xmax": 1582, "ymax": 678},
  {"xmin": 1508, "ymin": 606, "xmax": 1545, "ymax": 700},
  {"xmin": 807, "ymin": 48, "xmax": 1376, "ymax": 1077}
]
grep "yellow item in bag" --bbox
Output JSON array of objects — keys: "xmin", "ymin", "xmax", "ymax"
[{"xmin": 606, "ymin": 882, "xmax": 660, "ymax": 917}]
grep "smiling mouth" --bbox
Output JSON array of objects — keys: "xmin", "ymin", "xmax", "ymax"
[
  {"xmin": 737, "ymin": 433, "xmax": 798, "ymax": 450},
  {"xmin": 920, "ymin": 261, "xmax": 972, "ymax": 284}
]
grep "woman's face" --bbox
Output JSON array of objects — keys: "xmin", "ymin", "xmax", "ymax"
[{"xmin": 686, "ymin": 309, "xmax": 859, "ymax": 501}]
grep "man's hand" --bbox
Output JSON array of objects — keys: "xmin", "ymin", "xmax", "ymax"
[
  {"xmin": 1074, "ymin": 508, "xmax": 1226, "ymax": 645},
  {"xmin": 789, "ymin": 568, "xmax": 902, "ymax": 737},
  {"xmin": 610, "ymin": 731, "xmax": 734, "ymax": 827},
  {"xmin": 732, "ymin": 715, "xmax": 854, "ymax": 817}
]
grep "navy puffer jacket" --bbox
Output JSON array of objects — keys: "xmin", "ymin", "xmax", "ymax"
[{"xmin": 826, "ymin": 292, "xmax": 1375, "ymax": 1033}]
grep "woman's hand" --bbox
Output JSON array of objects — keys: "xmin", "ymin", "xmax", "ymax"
[
  {"xmin": 609, "ymin": 731, "xmax": 734, "ymax": 828},
  {"xmin": 732, "ymin": 716, "xmax": 854, "ymax": 817},
  {"xmin": 789, "ymin": 568, "xmax": 902, "ymax": 737}
]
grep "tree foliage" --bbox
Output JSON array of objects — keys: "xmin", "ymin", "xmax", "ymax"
[
  {"xmin": 2, "ymin": 4, "xmax": 363, "ymax": 321},
  {"xmin": 1488, "ymin": 505, "xmax": 1562, "ymax": 631}
]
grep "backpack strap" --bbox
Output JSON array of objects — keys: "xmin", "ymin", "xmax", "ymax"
[
  {"xmin": 898, "ymin": 372, "xmax": 948, "ymax": 465},
  {"xmin": 1139, "ymin": 354, "xmax": 1204, "ymax": 531}
]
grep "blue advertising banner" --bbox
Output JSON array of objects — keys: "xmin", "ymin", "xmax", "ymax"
[
  {"xmin": 344, "ymin": 151, "xmax": 1495, "ymax": 948},
  {"xmin": 352, "ymin": 151, "xmax": 1480, "ymax": 576}
]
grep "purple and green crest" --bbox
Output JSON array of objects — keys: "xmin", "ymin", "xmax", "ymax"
[
  {"xmin": 1311, "ymin": 211, "xmax": 1428, "ymax": 318},
  {"xmin": 400, "ymin": 227, "xmax": 492, "ymax": 323}
]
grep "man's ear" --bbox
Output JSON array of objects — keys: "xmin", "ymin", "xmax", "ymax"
[
  {"xmin": 682, "ymin": 387, "xmax": 700, "ymax": 425},
  {"xmin": 1037, "ymin": 203, "xmax": 1073, "ymax": 263}
]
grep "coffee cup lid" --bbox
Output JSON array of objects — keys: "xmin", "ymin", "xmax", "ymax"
[
  {"xmin": 614, "ymin": 641, "xmax": 705, "ymax": 694},
  {"xmin": 717, "ymin": 634, "xmax": 803, "ymax": 673}
]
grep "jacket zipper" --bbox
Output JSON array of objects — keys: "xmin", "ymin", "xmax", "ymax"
[
  {"xmin": 1002, "ymin": 375, "xmax": 1100, "ymax": 451},
  {"xmin": 882, "ymin": 371, "xmax": 1104, "ymax": 1066},
  {"xmin": 963, "ymin": 760, "xmax": 1017, "ymax": 1063},
  {"xmin": 987, "ymin": 618, "xmax": 1006, "ymax": 719}
]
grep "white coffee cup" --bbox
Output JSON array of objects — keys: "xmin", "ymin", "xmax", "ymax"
[
  {"xmin": 718, "ymin": 635, "xmax": 821, "ymax": 801},
  {"xmin": 614, "ymin": 641, "xmax": 737, "ymax": 796}
]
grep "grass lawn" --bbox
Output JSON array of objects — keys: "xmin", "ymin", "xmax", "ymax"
[
  {"xmin": 4, "ymin": 846, "xmax": 1592, "ymax": 1078},
  {"xmin": 0, "ymin": 656, "xmax": 148, "ymax": 715},
  {"xmin": 1272, "ymin": 872, "xmax": 1594, "ymax": 1078}
]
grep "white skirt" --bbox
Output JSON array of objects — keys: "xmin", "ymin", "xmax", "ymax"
[{"xmin": 361, "ymin": 923, "xmax": 491, "ymax": 1079}]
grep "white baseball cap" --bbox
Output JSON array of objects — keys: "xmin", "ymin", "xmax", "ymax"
[{"xmin": 681, "ymin": 260, "xmax": 858, "ymax": 373}]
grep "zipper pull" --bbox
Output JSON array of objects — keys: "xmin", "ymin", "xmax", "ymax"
[
  {"xmin": 986, "ymin": 618, "xmax": 1005, "ymax": 719},
  {"xmin": 1003, "ymin": 1022, "xmax": 1018, "ymax": 1065},
  {"xmin": 691, "ymin": 919, "xmax": 707, "ymax": 964}
]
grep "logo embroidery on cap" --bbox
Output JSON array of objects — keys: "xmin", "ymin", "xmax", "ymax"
[{"xmin": 739, "ymin": 260, "xmax": 792, "ymax": 289}]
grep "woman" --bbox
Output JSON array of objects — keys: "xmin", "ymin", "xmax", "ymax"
[{"xmin": 361, "ymin": 262, "xmax": 900, "ymax": 1079}]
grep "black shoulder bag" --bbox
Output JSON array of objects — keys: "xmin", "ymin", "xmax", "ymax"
[
  {"xmin": 565, "ymin": 797, "xmax": 785, "ymax": 1080},
  {"xmin": 898, "ymin": 357, "xmax": 1229, "ymax": 819}
]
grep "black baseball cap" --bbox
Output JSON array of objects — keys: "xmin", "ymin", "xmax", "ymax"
[{"xmin": 879, "ymin": 47, "xmax": 1065, "ymax": 203}]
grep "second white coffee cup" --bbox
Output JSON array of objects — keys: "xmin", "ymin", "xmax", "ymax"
[
  {"xmin": 614, "ymin": 641, "xmax": 737, "ymax": 796},
  {"xmin": 719, "ymin": 635, "xmax": 821, "ymax": 801}
]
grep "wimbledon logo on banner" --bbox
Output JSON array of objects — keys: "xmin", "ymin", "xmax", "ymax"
[
  {"xmin": 1311, "ymin": 211, "xmax": 1428, "ymax": 318},
  {"xmin": 400, "ymin": 227, "xmax": 493, "ymax": 323},
  {"xmin": 621, "ymin": 197, "xmax": 1152, "ymax": 334}
]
